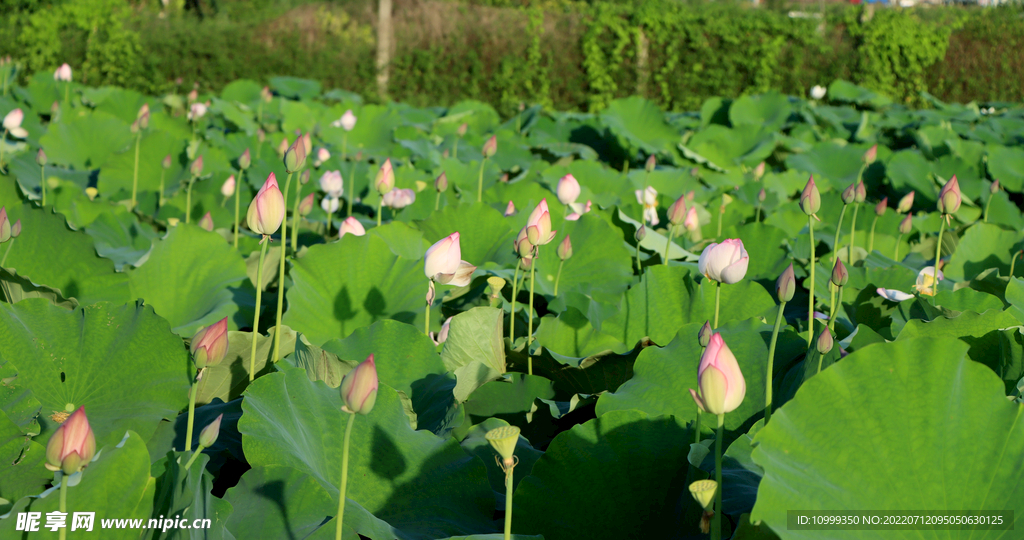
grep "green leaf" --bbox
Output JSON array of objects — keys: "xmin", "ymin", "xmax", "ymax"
[
  {"xmin": 943, "ymin": 222, "xmax": 1020, "ymax": 281},
  {"xmin": 98, "ymin": 130, "xmax": 186, "ymax": 199},
  {"xmin": 0, "ymin": 410, "xmax": 50, "ymax": 515},
  {"xmin": 750, "ymin": 338, "xmax": 1024, "ymax": 539},
  {"xmin": 533, "ymin": 213, "xmax": 634, "ymax": 298},
  {"xmin": 149, "ymin": 452, "xmax": 234, "ymax": 540},
  {"xmin": 440, "ymin": 307, "xmax": 507, "ymax": 402},
  {"xmin": 729, "ymin": 92, "xmax": 792, "ymax": 133},
  {"xmin": 0, "ymin": 300, "xmax": 189, "ymax": 447},
  {"xmin": 1005, "ymin": 277, "xmax": 1024, "ymax": 325},
  {"xmin": 127, "ymin": 224, "xmax": 249, "ymax": 337},
  {"xmin": 0, "ymin": 266, "xmax": 78, "ymax": 309},
  {"xmin": 84, "ymin": 206, "xmax": 159, "ymax": 271},
  {"xmin": 986, "ymin": 144, "xmax": 1024, "ymax": 192},
  {"xmin": 415, "ymin": 203, "xmax": 517, "ymax": 268},
  {"xmin": 270, "ymin": 76, "xmax": 322, "ymax": 100},
  {"xmin": 534, "ymin": 307, "xmax": 628, "ymax": 357},
  {"xmin": 600, "ymin": 96, "xmax": 682, "ymax": 163},
  {"xmin": 38, "ymin": 110, "xmax": 133, "ymax": 169},
  {"xmin": 194, "ymin": 327, "xmax": 297, "ymax": 405}
]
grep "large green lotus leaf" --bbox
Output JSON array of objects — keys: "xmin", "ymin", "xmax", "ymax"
[
  {"xmin": 239, "ymin": 367, "xmax": 495, "ymax": 539},
  {"xmin": 368, "ymin": 221, "xmax": 430, "ymax": 260},
  {"xmin": 84, "ymin": 206, "xmax": 159, "ymax": 271},
  {"xmin": 784, "ymin": 142, "xmax": 865, "ymax": 192},
  {"xmin": 220, "ymin": 79, "xmax": 263, "ymax": 104},
  {"xmin": 98, "ymin": 130, "xmax": 186, "ymax": 197},
  {"xmin": 987, "ymin": 144, "xmax": 1024, "ymax": 192},
  {"xmin": 8, "ymin": 154, "xmax": 95, "ymax": 201},
  {"xmin": 6, "ymin": 431, "xmax": 155, "ymax": 539},
  {"xmin": 535, "ymin": 307, "xmax": 628, "ymax": 357},
  {"xmin": 749, "ymin": 338, "xmax": 1024, "ymax": 539},
  {"xmin": 729, "ymin": 91, "xmax": 792, "ymax": 133},
  {"xmin": 0, "ymin": 266, "xmax": 78, "ymax": 310},
  {"xmin": 18, "ymin": 71, "xmax": 61, "ymax": 113},
  {"xmin": 532, "ymin": 213, "xmax": 633, "ymax": 299},
  {"xmin": 826, "ymin": 79, "xmax": 892, "ymax": 108},
  {"xmin": 601, "ymin": 266, "xmax": 777, "ymax": 348},
  {"xmin": 600, "ymin": 96, "xmax": 682, "ymax": 162},
  {"xmin": 82, "ymin": 86, "xmax": 145, "ymax": 122},
  {"xmin": 1005, "ymin": 277, "xmax": 1024, "ymax": 325},
  {"xmin": 0, "ymin": 300, "xmax": 189, "ymax": 447},
  {"xmin": 514, "ymin": 409, "xmax": 693, "ymax": 540},
  {"xmin": 459, "ymin": 417, "xmax": 543, "ymax": 510},
  {"xmin": 443, "ymin": 100, "xmax": 501, "ymax": 134},
  {"xmin": 597, "ymin": 319, "xmax": 803, "ymax": 438},
  {"xmin": 127, "ymin": 224, "xmax": 249, "ymax": 337},
  {"xmin": 283, "ymin": 235, "xmax": 425, "ymax": 346},
  {"xmin": 929, "ymin": 286, "xmax": 1003, "ymax": 314},
  {"xmin": 884, "ymin": 149, "xmax": 935, "ymax": 198},
  {"xmin": 0, "ymin": 203, "xmax": 130, "ymax": 305},
  {"xmin": 416, "ymin": 203, "xmax": 517, "ymax": 268},
  {"xmin": 270, "ymin": 76, "xmax": 322, "ymax": 100},
  {"xmin": 194, "ymin": 327, "xmax": 297, "ymax": 405},
  {"xmin": 149, "ymin": 452, "xmax": 234, "ymax": 540},
  {"xmin": 614, "ymin": 207, "xmax": 699, "ymax": 262},
  {"xmin": 321, "ymin": 319, "xmax": 446, "ymax": 396},
  {"xmin": 685, "ymin": 125, "xmax": 776, "ymax": 170},
  {"xmin": 942, "ymin": 222, "xmax": 1020, "ymax": 281},
  {"xmin": 985, "ymin": 190, "xmax": 1024, "ymax": 231},
  {"xmin": 0, "ymin": 410, "xmax": 50, "ymax": 514},
  {"xmin": 441, "ymin": 307, "xmax": 507, "ymax": 402},
  {"xmin": 722, "ymin": 223, "xmax": 790, "ymax": 280},
  {"xmin": 38, "ymin": 110, "xmax": 134, "ymax": 169},
  {"xmin": 537, "ymin": 160, "xmax": 634, "ymax": 209},
  {"xmin": 321, "ymin": 105, "xmax": 403, "ymax": 159},
  {"xmin": 211, "ymin": 97, "xmax": 257, "ymax": 134}
]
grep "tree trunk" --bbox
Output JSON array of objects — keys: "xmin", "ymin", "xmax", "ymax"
[{"xmin": 376, "ymin": 0, "xmax": 393, "ymax": 100}]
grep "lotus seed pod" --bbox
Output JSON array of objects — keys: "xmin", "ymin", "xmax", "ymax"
[
  {"xmin": 689, "ymin": 479, "xmax": 718, "ymax": 511},
  {"xmin": 485, "ymin": 425, "xmax": 520, "ymax": 465},
  {"xmin": 198, "ymin": 414, "xmax": 223, "ymax": 449}
]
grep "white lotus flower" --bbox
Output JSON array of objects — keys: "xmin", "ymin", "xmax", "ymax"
[{"xmin": 810, "ymin": 85, "xmax": 826, "ymax": 100}]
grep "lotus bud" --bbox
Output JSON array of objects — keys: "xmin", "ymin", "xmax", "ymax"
[
  {"xmin": 557, "ymin": 174, "xmax": 580, "ymax": 206},
  {"xmin": 191, "ymin": 317, "xmax": 228, "ymax": 369},
  {"xmin": 757, "ymin": 188, "xmax": 766, "ymax": 203},
  {"xmin": 425, "ymin": 232, "xmax": 476, "ymax": 285},
  {"xmin": 753, "ymin": 161, "xmax": 766, "ymax": 180},
  {"xmin": 45, "ymin": 406, "xmax": 96, "ymax": 475},
  {"xmin": 188, "ymin": 102, "xmax": 207, "ymax": 122},
  {"xmin": 937, "ymin": 175, "xmax": 961, "ymax": 214},
  {"xmin": 190, "ymin": 156, "xmax": 204, "ymax": 177},
  {"xmin": 340, "ymin": 355, "xmax": 379, "ymax": 415},
  {"xmin": 37, "ymin": 149, "xmax": 47, "ymax": 166},
  {"xmin": 520, "ymin": 256, "xmax": 534, "ymax": 270},
  {"xmin": 990, "ymin": 180, "xmax": 1000, "ymax": 194},
  {"xmin": 11, "ymin": 219, "xmax": 21, "ymax": 238},
  {"xmin": 526, "ymin": 199, "xmax": 556, "ymax": 246},
  {"xmin": 338, "ymin": 216, "xmax": 366, "ymax": 238},
  {"xmin": 482, "ymin": 135, "xmax": 497, "ymax": 158},
  {"xmin": 635, "ymin": 224, "xmax": 647, "ymax": 242},
  {"xmin": 339, "ymin": 110, "xmax": 357, "ymax": 131},
  {"xmin": 261, "ymin": 86, "xmax": 273, "ymax": 103},
  {"xmin": 855, "ymin": 181, "xmax": 866, "ymax": 203},
  {"xmin": 139, "ymin": 110, "xmax": 150, "ymax": 131},
  {"xmin": 485, "ymin": 425, "xmax": 520, "ymax": 467},
  {"xmin": 777, "ymin": 263, "xmax": 796, "ymax": 302},
  {"xmin": 684, "ymin": 207, "xmax": 699, "ymax": 233},
  {"xmin": 514, "ymin": 227, "xmax": 535, "ymax": 258},
  {"xmin": 863, "ymin": 144, "xmax": 878, "ymax": 165},
  {"xmin": 257, "ymin": 129, "xmax": 266, "ymax": 144},
  {"xmin": 668, "ymin": 195, "xmax": 687, "ymax": 225},
  {"xmin": 689, "ymin": 479, "xmax": 718, "ymax": 511},
  {"xmin": 831, "ymin": 258, "xmax": 848, "ymax": 287},
  {"xmin": 816, "ymin": 328, "xmax": 834, "ymax": 355},
  {"xmin": 276, "ymin": 138, "xmax": 290, "ymax": 158},
  {"xmin": 314, "ymin": 147, "xmax": 331, "ymax": 167},
  {"xmin": 875, "ymin": 197, "xmax": 888, "ymax": 216},
  {"xmin": 321, "ymin": 196, "xmax": 340, "ymax": 214},
  {"xmin": 301, "ymin": 133, "xmax": 312, "ymax": 157},
  {"xmin": 800, "ymin": 176, "xmax": 821, "ymax": 215},
  {"xmin": 298, "ymin": 192, "xmax": 315, "ymax": 216},
  {"xmin": 221, "ymin": 175, "xmax": 236, "ymax": 197},
  {"xmin": 698, "ymin": 239, "xmax": 749, "ymax": 284},
  {"xmin": 51, "ymin": 101, "xmax": 59, "ymax": 116},
  {"xmin": 137, "ymin": 103, "xmax": 150, "ymax": 119},
  {"xmin": 246, "ymin": 173, "xmax": 285, "ymax": 235},
  {"xmin": 433, "ymin": 172, "xmax": 448, "ymax": 193},
  {"xmin": 810, "ymin": 85, "xmax": 826, "ymax": 100},
  {"xmin": 187, "ymin": 89, "xmax": 198, "ymax": 104},
  {"xmin": 284, "ymin": 137, "xmax": 307, "ymax": 173},
  {"xmin": 434, "ymin": 316, "xmax": 452, "ymax": 346},
  {"xmin": 237, "ymin": 148, "xmax": 251, "ymax": 171},
  {"xmin": 54, "ymin": 63, "xmax": 72, "ymax": 82},
  {"xmin": 645, "ymin": 154, "xmax": 656, "ymax": 173},
  {"xmin": 2, "ymin": 108, "xmax": 23, "ymax": 130},
  {"xmin": 697, "ymin": 321, "xmax": 712, "ymax": 348},
  {"xmin": 688, "ymin": 333, "xmax": 746, "ymax": 415},
  {"xmin": 198, "ymin": 212, "xmax": 214, "ymax": 232},
  {"xmin": 198, "ymin": 414, "xmax": 223, "ymax": 449},
  {"xmin": 0, "ymin": 207, "xmax": 10, "ymax": 243},
  {"xmin": 162, "ymin": 154, "xmax": 172, "ymax": 169},
  {"xmin": 375, "ymin": 159, "xmax": 395, "ymax": 195},
  {"xmin": 557, "ymin": 235, "xmax": 572, "ymax": 261},
  {"xmin": 897, "ymin": 191, "xmax": 914, "ymax": 213},
  {"xmin": 456, "ymin": 122, "xmax": 468, "ymax": 137},
  {"xmin": 319, "ymin": 170, "xmax": 344, "ymax": 198},
  {"xmin": 300, "ymin": 169, "xmax": 310, "ymax": 185},
  {"xmin": 841, "ymin": 181, "xmax": 857, "ymax": 205},
  {"xmin": 382, "ymin": 188, "xmax": 416, "ymax": 209},
  {"xmin": 130, "ymin": 119, "xmax": 140, "ymax": 134},
  {"xmin": 898, "ymin": 213, "xmax": 913, "ymax": 235}
]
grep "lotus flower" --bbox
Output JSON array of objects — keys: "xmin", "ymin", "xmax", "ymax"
[
  {"xmin": 816, "ymin": 328, "xmax": 834, "ymax": 354},
  {"xmin": 864, "ymin": 144, "xmax": 878, "ymax": 165},
  {"xmin": 899, "ymin": 213, "xmax": 913, "ymax": 234},
  {"xmin": 0, "ymin": 207, "xmax": 10, "ymax": 243},
  {"xmin": 190, "ymin": 156, "xmax": 204, "ymax": 177},
  {"xmin": 11, "ymin": 219, "xmax": 20, "ymax": 238},
  {"xmin": 425, "ymin": 232, "xmax": 476, "ymax": 286},
  {"xmin": 645, "ymin": 154, "xmax": 657, "ymax": 173},
  {"xmin": 684, "ymin": 207, "xmax": 699, "ymax": 232},
  {"xmin": 557, "ymin": 174, "xmax": 580, "ymax": 205},
  {"xmin": 526, "ymin": 199, "xmax": 557, "ymax": 246},
  {"xmin": 37, "ymin": 149, "xmax": 47, "ymax": 166},
  {"xmin": 753, "ymin": 161, "xmax": 766, "ymax": 180},
  {"xmin": 276, "ymin": 138, "xmax": 290, "ymax": 158},
  {"xmin": 810, "ymin": 85, "xmax": 826, "ymax": 100},
  {"xmin": 246, "ymin": 173, "xmax": 285, "ymax": 235},
  {"xmin": 565, "ymin": 200, "xmax": 592, "ymax": 221},
  {"xmin": 321, "ymin": 196, "xmax": 340, "ymax": 214},
  {"xmin": 875, "ymin": 197, "xmax": 888, "ymax": 216},
  {"xmin": 435, "ymin": 172, "xmax": 448, "ymax": 193},
  {"xmin": 877, "ymin": 288, "xmax": 914, "ymax": 302},
  {"xmin": 260, "ymin": 86, "xmax": 273, "ymax": 102},
  {"xmin": 340, "ymin": 355, "xmax": 378, "ymax": 415},
  {"xmin": 937, "ymin": 175, "xmax": 961, "ymax": 214},
  {"xmin": 432, "ymin": 317, "xmax": 452, "ymax": 346},
  {"xmin": 514, "ymin": 227, "xmax": 534, "ymax": 258},
  {"xmin": 319, "ymin": 170, "xmax": 344, "ymax": 198},
  {"xmin": 375, "ymin": 159, "xmax": 395, "ymax": 194},
  {"xmin": 191, "ymin": 317, "xmax": 228, "ymax": 369},
  {"xmin": 198, "ymin": 414, "xmax": 223, "ymax": 448},
  {"xmin": 163, "ymin": 154, "xmax": 173, "ymax": 169},
  {"xmin": 2, "ymin": 108, "xmax": 27, "ymax": 138},
  {"xmin": 915, "ymin": 266, "xmax": 944, "ymax": 296},
  {"xmin": 897, "ymin": 191, "xmax": 914, "ymax": 213},
  {"xmin": 841, "ymin": 181, "xmax": 857, "ymax": 205},
  {"xmin": 757, "ymin": 188, "xmax": 766, "ymax": 203},
  {"xmin": 188, "ymin": 102, "xmax": 207, "ymax": 122},
  {"xmin": 635, "ymin": 186, "xmax": 659, "ymax": 225},
  {"xmin": 382, "ymin": 188, "xmax": 416, "ymax": 209},
  {"xmin": 689, "ymin": 333, "xmax": 746, "ymax": 415},
  {"xmin": 198, "ymin": 212, "xmax": 214, "ymax": 232},
  {"xmin": 338, "ymin": 216, "xmax": 366, "ymax": 238},
  {"xmin": 831, "ymin": 258, "xmax": 848, "ymax": 287},
  {"xmin": 221, "ymin": 176, "xmax": 236, "ymax": 197},
  {"xmin": 990, "ymin": 180, "xmax": 1000, "ymax": 194},
  {"xmin": 504, "ymin": 201, "xmax": 516, "ymax": 217},
  {"xmin": 697, "ymin": 321, "xmax": 712, "ymax": 348},
  {"xmin": 45, "ymin": 406, "xmax": 96, "ymax": 474},
  {"xmin": 54, "ymin": 63, "xmax": 72, "ymax": 82},
  {"xmin": 314, "ymin": 147, "xmax": 331, "ymax": 167},
  {"xmin": 334, "ymin": 110, "xmax": 357, "ymax": 131},
  {"xmin": 698, "ymin": 239, "xmax": 749, "ymax": 284}
]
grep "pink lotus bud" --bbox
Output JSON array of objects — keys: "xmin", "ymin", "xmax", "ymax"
[
  {"xmin": 382, "ymin": 188, "xmax": 416, "ymax": 209},
  {"xmin": 301, "ymin": 133, "xmax": 312, "ymax": 157},
  {"xmin": 0, "ymin": 207, "xmax": 10, "ymax": 243},
  {"xmin": 831, "ymin": 258, "xmax": 848, "ymax": 287},
  {"xmin": 188, "ymin": 102, "xmax": 207, "ymax": 122},
  {"xmin": 187, "ymin": 89, "xmax": 198, "ymax": 104},
  {"xmin": 557, "ymin": 174, "xmax": 580, "ymax": 206},
  {"xmin": 138, "ymin": 103, "xmax": 150, "ymax": 119},
  {"xmin": 897, "ymin": 191, "xmax": 914, "ymax": 213},
  {"xmin": 3, "ymin": 108, "xmax": 24, "ymax": 130},
  {"xmin": 298, "ymin": 192, "xmax": 315, "ymax": 216},
  {"xmin": 990, "ymin": 180, "xmax": 1000, "ymax": 194},
  {"xmin": 688, "ymin": 333, "xmax": 746, "ymax": 415},
  {"xmin": 340, "ymin": 355, "xmax": 379, "ymax": 415},
  {"xmin": 526, "ymin": 199, "xmax": 557, "ymax": 246},
  {"xmin": 130, "ymin": 119, "xmax": 140, "ymax": 134},
  {"xmin": 340, "ymin": 110, "xmax": 357, "ymax": 131},
  {"xmin": 138, "ymin": 111, "xmax": 150, "ymax": 131},
  {"xmin": 276, "ymin": 138, "xmax": 290, "ymax": 158},
  {"xmin": 504, "ymin": 201, "xmax": 516, "ymax": 217},
  {"xmin": 315, "ymin": 147, "xmax": 331, "ymax": 167},
  {"xmin": 190, "ymin": 156, "xmax": 204, "ymax": 177},
  {"xmin": 45, "ymin": 406, "xmax": 96, "ymax": 474},
  {"xmin": 338, "ymin": 216, "xmax": 366, "ymax": 238},
  {"xmin": 261, "ymin": 86, "xmax": 273, "ymax": 103},
  {"xmin": 863, "ymin": 144, "xmax": 878, "ymax": 165},
  {"xmin": 801, "ymin": 176, "xmax": 821, "ymax": 215},
  {"xmin": 753, "ymin": 161, "xmax": 766, "ymax": 180},
  {"xmin": 375, "ymin": 159, "xmax": 395, "ymax": 195},
  {"xmin": 198, "ymin": 211, "xmax": 214, "ymax": 232},
  {"xmin": 841, "ymin": 182, "xmax": 857, "ymax": 205},
  {"xmin": 11, "ymin": 219, "xmax": 21, "ymax": 238},
  {"xmin": 300, "ymin": 169, "xmax": 310, "ymax": 185},
  {"xmin": 520, "ymin": 256, "xmax": 534, "ymax": 270},
  {"xmin": 514, "ymin": 227, "xmax": 534, "ymax": 258},
  {"xmin": 757, "ymin": 188, "xmax": 766, "ymax": 203},
  {"xmin": 667, "ymin": 195, "xmax": 687, "ymax": 225},
  {"xmin": 855, "ymin": 181, "xmax": 866, "ymax": 203},
  {"xmin": 697, "ymin": 321, "xmax": 712, "ymax": 348},
  {"xmin": 221, "ymin": 176, "xmax": 236, "ymax": 197},
  {"xmin": 162, "ymin": 155, "xmax": 172, "ymax": 169},
  {"xmin": 198, "ymin": 414, "xmax": 223, "ymax": 448},
  {"xmin": 435, "ymin": 172, "xmax": 448, "ymax": 193},
  {"xmin": 777, "ymin": 263, "xmax": 795, "ymax": 302},
  {"xmin": 816, "ymin": 328, "xmax": 833, "ymax": 354},
  {"xmin": 433, "ymin": 317, "xmax": 453, "ymax": 346},
  {"xmin": 875, "ymin": 197, "xmax": 888, "ymax": 216},
  {"xmin": 191, "ymin": 317, "xmax": 228, "ymax": 368},
  {"xmin": 482, "ymin": 135, "xmax": 497, "ymax": 158},
  {"xmin": 645, "ymin": 154, "xmax": 656, "ymax": 173},
  {"xmin": 54, "ymin": 63, "xmax": 72, "ymax": 82},
  {"xmin": 321, "ymin": 196, "xmax": 340, "ymax": 214},
  {"xmin": 246, "ymin": 173, "xmax": 285, "ymax": 235},
  {"xmin": 36, "ymin": 148, "xmax": 47, "ymax": 166},
  {"xmin": 698, "ymin": 239, "xmax": 749, "ymax": 284},
  {"xmin": 239, "ymin": 149, "xmax": 251, "ymax": 170},
  {"xmin": 284, "ymin": 137, "xmax": 307, "ymax": 173},
  {"xmin": 425, "ymin": 232, "xmax": 476, "ymax": 286},
  {"xmin": 557, "ymin": 235, "xmax": 573, "ymax": 261},
  {"xmin": 319, "ymin": 170, "xmax": 344, "ymax": 198},
  {"xmin": 683, "ymin": 207, "xmax": 699, "ymax": 232},
  {"xmin": 457, "ymin": 123, "xmax": 468, "ymax": 137},
  {"xmin": 937, "ymin": 175, "xmax": 961, "ymax": 214},
  {"xmin": 899, "ymin": 213, "xmax": 913, "ymax": 235},
  {"xmin": 634, "ymin": 224, "xmax": 647, "ymax": 241}
]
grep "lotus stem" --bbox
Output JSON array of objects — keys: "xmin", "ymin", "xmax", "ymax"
[
  {"xmin": 553, "ymin": 260, "xmax": 564, "ymax": 297},
  {"xmin": 984, "ymin": 192, "xmax": 993, "ymax": 223},
  {"xmin": 425, "ymin": 281, "xmax": 431, "ymax": 336},
  {"xmin": 185, "ymin": 176, "xmax": 196, "ymax": 224},
  {"xmin": 159, "ymin": 169, "xmax": 166, "ymax": 210},
  {"xmin": 185, "ymin": 376, "xmax": 198, "ymax": 452},
  {"xmin": 376, "ymin": 198, "xmax": 383, "ymax": 226},
  {"xmin": 131, "ymin": 132, "xmax": 141, "ymax": 210},
  {"xmin": 830, "ymin": 286, "xmax": 842, "ymax": 332},
  {"xmin": 503, "ymin": 464, "xmax": 514, "ymax": 540},
  {"xmin": 765, "ymin": 300, "xmax": 786, "ymax": 423},
  {"xmin": 182, "ymin": 442, "xmax": 206, "ymax": 470},
  {"xmin": 435, "ymin": 191, "xmax": 441, "ymax": 211},
  {"xmin": 233, "ymin": 170, "xmax": 242, "ymax": 248},
  {"xmin": 635, "ymin": 239, "xmax": 642, "ymax": 274},
  {"xmin": 831, "ymin": 205, "xmax": 847, "ymax": 267},
  {"xmin": 807, "ymin": 216, "xmax": 816, "ymax": 347},
  {"xmin": 663, "ymin": 228, "xmax": 674, "ymax": 265},
  {"xmin": 347, "ymin": 159, "xmax": 357, "ymax": 218},
  {"xmin": 868, "ymin": 216, "xmax": 878, "ymax": 253},
  {"xmin": 290, "ymin": 176, "xmax": 302, "ymax": 252},
  {"xmin": 0, "ymin": 129, "xmax": 7, "ymax": 173},
  {"xmin": 717, "ymin": 195, "xmax": 724, "ymax": 239},
  {"xmin": 249, "ymin": 238, "xmax": 269, "ymax": 382},
  {"xmin": 58, "ymin": 474, "xmax": 68, "ymax": 540},
  {"xmin": 755, "ymin": 204, "xmax": 761, "ymax": 223},
  {"xmin": 341, "ymin": 133, "xmax": 347, "ymax": 162},
  {"xmin": 528, "ymin": 250, "xmax": 538, "ymax": 375},
  {"xmin": 63, "ymin": 81, "xmax": 69, "ymax": 108},
  {"xmin": 40, "ymin": 163, "xmax": 46, "ymax": 207},
  {"xmin": 273, "ymin": 172, "xmax": 294, "ymax": 367},
  {"xmin": 477, "ymin": 157, "xmax": 487, "ymax": 203},
  {"xmin": 1011, "ymin": 251, "xmax": 1021, "ymax": 278},
  {"xmin": 848, "ymin": 203, "xmax": 859, "ymax": 267},
  {"xmin": 510, "ymin": 261, "xmax": 521, "ymax": 342},
  {"xmin": 326, "ymin": 213, "xmax": 333, "ymax": 237},
  {"xmin": 1, "ymin": 238, "xmax": 13, "ymax": 267},
  {"xmin": 694, "ymin": 413, "xmax": 701, "ymax": 445},
  {"xmin": 933, "ymin": 217, "xmax": 945, "ymax": 296},
  {"xmin": 335, "ymin": 412, "xmax": 356, "ymax": 540},
  {"xmin": 713, "ymin": 281, "xmax": 721, "ymax": 329},
  {"xmin": 712, "ymin": 414, "xmax": 724, "ymax": 540}
]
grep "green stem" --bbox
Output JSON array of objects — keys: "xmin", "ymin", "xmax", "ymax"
[
  {"xmin": 693, "ymin": 412, "xmax": 701, "ymax": 445},
  {"xmin": 984, "ymin": 193, "xmax": 992, "ymax": 223},
  {"xmin": 503, "ymin": 466, "xmax": 514, "ymax": 540},
  {"xmin": 510, "ymin": 261, "xmax": 520, "ymax": 342},
  {"xmin": 712, "ymin": 414, "xmax": 724, "ymax": 540},
  {"xmin": 807, "ymin": 216, "xmax": 816, "ymax": 347},
  {"xmin": 341, "ymin": 133, "xmax": 347, "ymax": 162},
  {"xmin": 182, "ymin": 444, "xmax": 206, "ymax": 470},
  {"xmin": 249, "ymin": 239, "xmax": 269, "ymax": 382},
  {"xmin": 185, "ymin": 176, "xmax": 196, "ymax": 223},
  {"xmin": 63, "ymin": 81, "xmax": 69, "ymax": 108},
  {"xmin": 58, "ymin": 474, "xmax": 68, "ymax": 540},
  {"xmin": 0, "ymin": 129, "xmax": 6, "ymax": 173},
  {"xmin": 40, "ymin": 163, "xmax": 46, "ymax": 207},
  {"xmin": 257, "ymin": 100, "xmax": 263, "ymax": 128},
  {"xmin": 273, "ymin": 172, "xmax": 294, "ymax": 368},
  {"xmin": 335, "ymin": 412, "xmax": 356, "ymax": 540},
  {"xmin": 184, "ymin": 377, "xmax": 198, "ymax": 452},
  {"xmin": 713, "ymin": 280, "xmax": 721, "ymax": 329},
  {"xmin": 848, "ymin": 203, "xmax": 859, "ymax": 267},
  {"xmin": 817, "ymin": 327, "xmax": 826, "ymax": 375},
  {"xmin": 868, "ymin": 216, "xmax": 878, "ymax": 253},
  {"xmin": 553, "ymin": 260, "xmax": 564, "ymax": 297},
  {"xmin": 663, "ymin": 228, "xmax": 674, "ymax": 264},
  {"xmin": 765, "ymin": 301, "xmax": 786, "ymax": 423},
  {"xmin": 1, "ymin": 238, "xmax": 13, "ymax": 267},
  {"xmin": 528, "ymin": 252, "xmax": 537, "ymax": 375},
  {"xmin": 830, "ymin": 286, "xmax": 842, "ymax": 332},
  {"xmin": 1011, "ymin": 251, "xmax": 1020, "ymax": 278},
  {"xmin": 326, "ymin": 213, "xmax": 332, "ymax": 237},
  {"xmin": 376, "ymin": 197, "xmax": 383, "ymax": 226},
  {"xmin": 933, "ymin": 217, "xmax": 945, "ymax": 296},
  {"xmin": 425, "ymin": 283, "xmax": 431, "ymax": 336},
  {"xmin": 435, "ymin": 191, "xmax": 441, "ymax": 211},
  {"xmin": 828, "ymin": 284, "xmax": 836, "ymax": 330},
  {"xmin": 716, "ymin": 195, "xmax": 724, "ymax": 239},
  {"xmin": 755, "ymin": 204, "xmax": 761, "ymax": 223},
  {"xmin": 635, "ymin": 240, "xmax": 642, "ymax": 274},
  {"xmin": 158, "ymin": 169, "xmax": 166, "ymax": 210},
  {"xmin": 477, "ymin": 157, "xmax": 487, "ymax": 203},
  {"xmin": 831, "ymin": 205, "xmax": 848, "ymax": 267},
  {"xmin": 233, "ymin": 170, "xmax": 242, "ymax": 249},
  {"xmin": 131, "ymin": 132, "xmax": 141, "ymax": 210},
  {"xmin": 290, "ymin": 175, "xmax": 302, "ymax": 252},
  {"xmin": 347, "ymin": 159, "xmax": 357, "ymax": 218}
]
